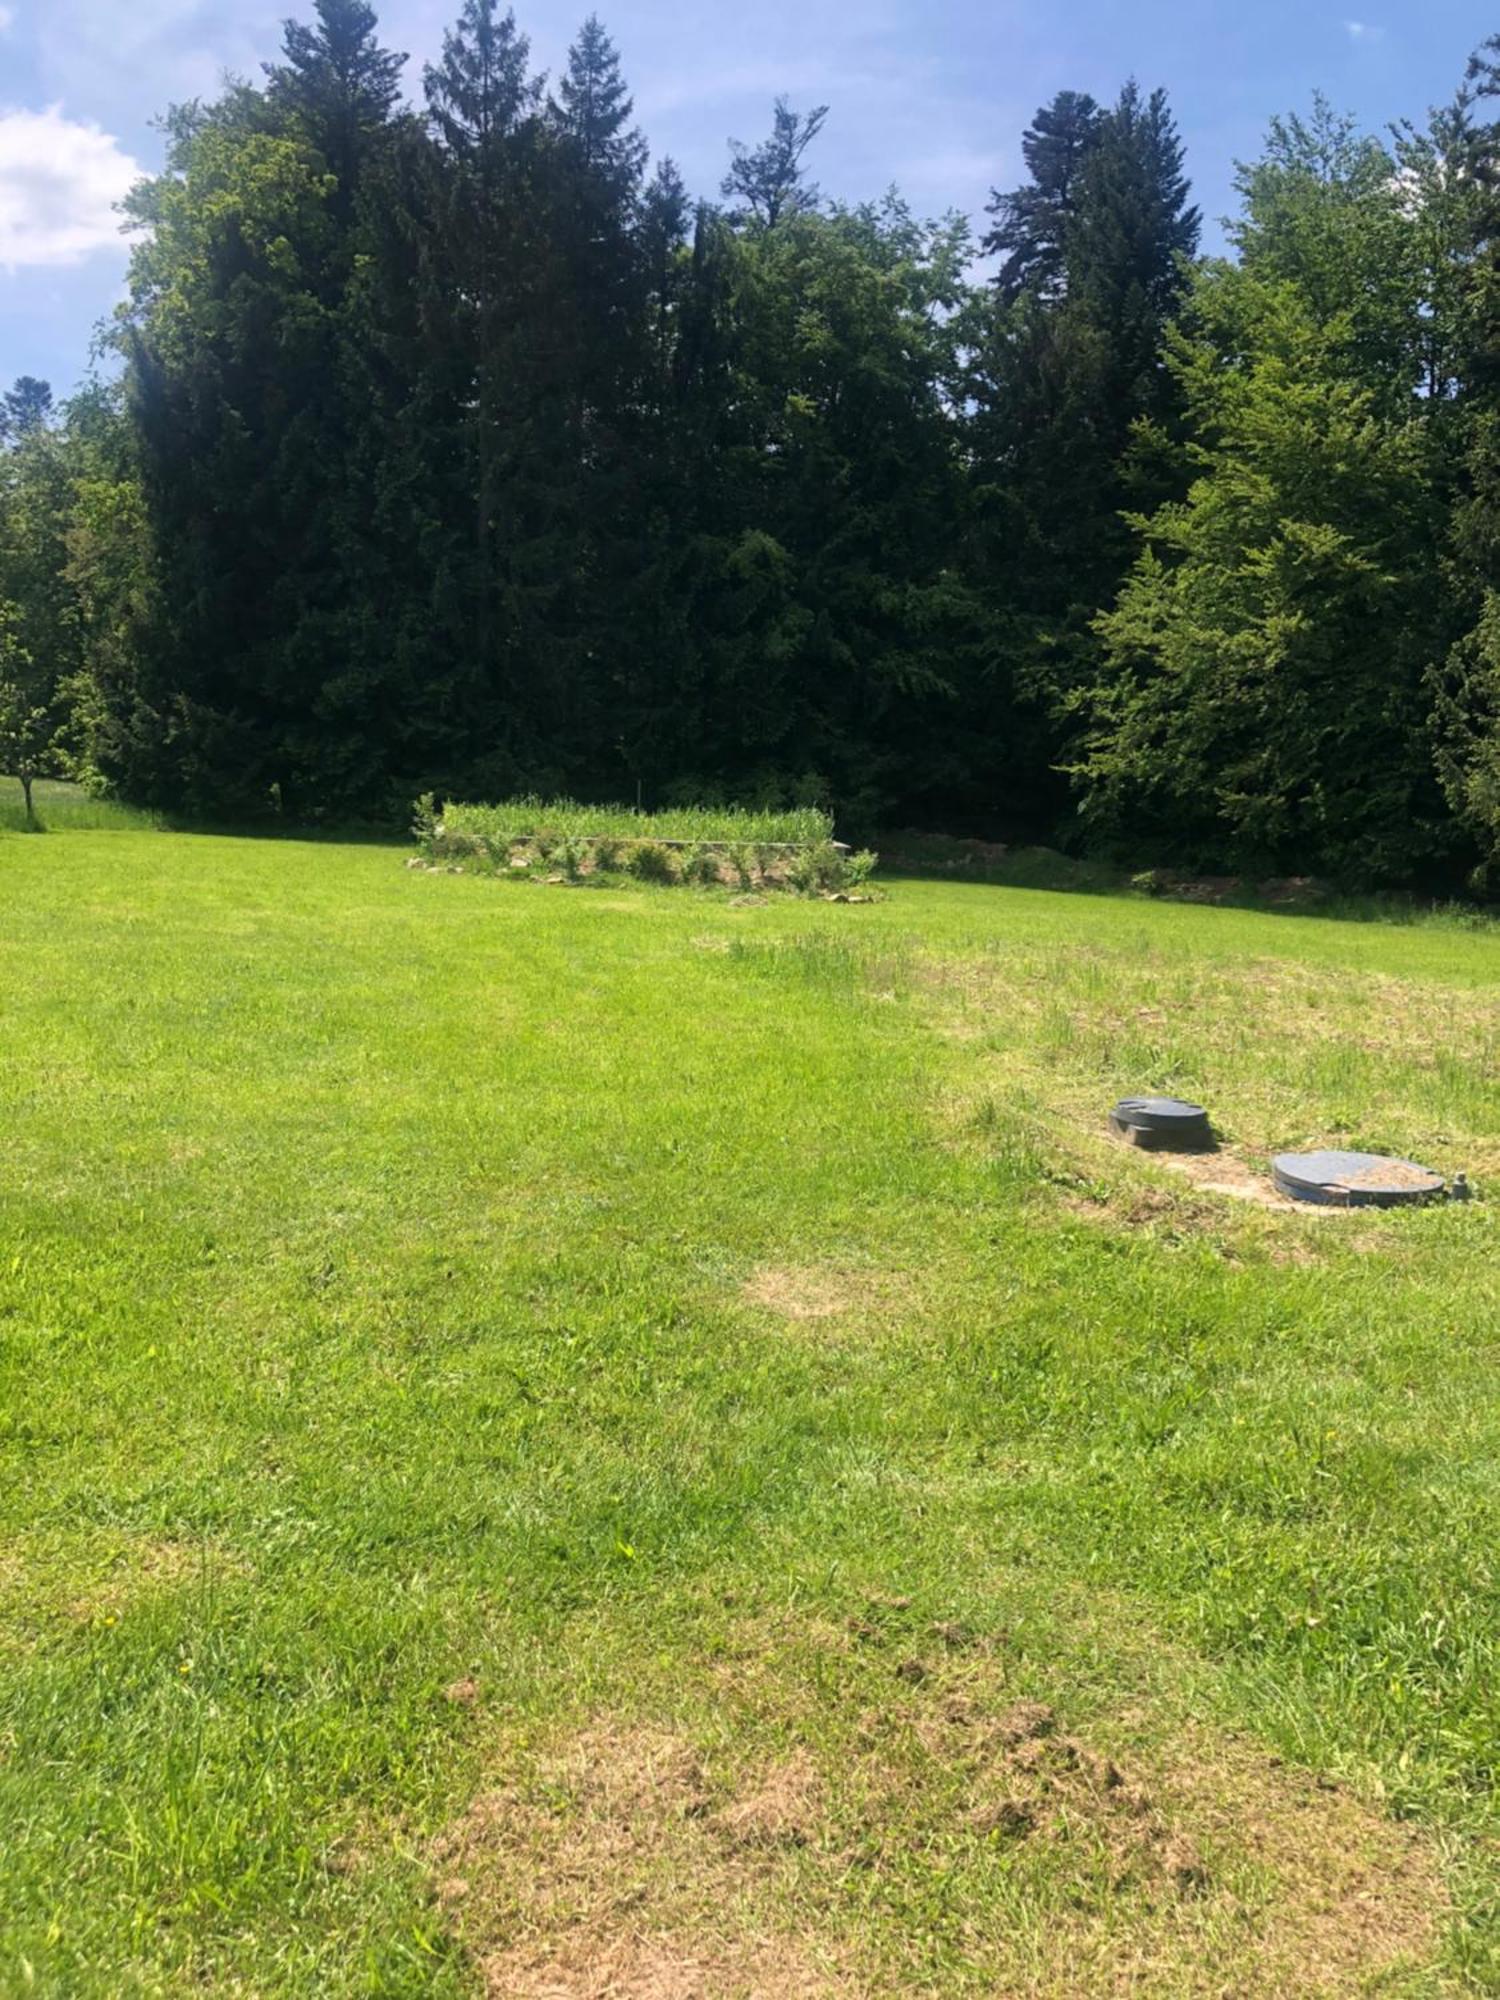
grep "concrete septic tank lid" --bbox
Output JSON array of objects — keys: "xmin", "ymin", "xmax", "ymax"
[
  {"xmin": 1272, "ymin": 1149, "xmax": 1445, "ymax": 1208},
  {"xmin": 1109, "ymin": 1096, "xmax": 1213, "ymax": 1149}
]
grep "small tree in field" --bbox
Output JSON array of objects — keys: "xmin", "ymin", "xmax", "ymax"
[{"xmin": 0, "ymin": 599, "xmax": 54, "ymax": 824}]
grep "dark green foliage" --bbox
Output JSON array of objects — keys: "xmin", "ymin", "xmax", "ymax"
[
  {"xmin": 1081, "ymin": 282, "xmax": 1452, "ymax": 879},
  {"xmin": 0, "ymin": 377, "xmax": 53, "ymax": 447},
  {"xmin": 1432, "ymin": 596, "xmax": 1500, "ymax": 883},
  {"xmin": 425, "ymin": 0, "xmax": 539, "ymax": 152},
  {"xmin": 721, "ymin": 98, "xmax": 828, "ymax": 227},
  {"xmin": 1076, "ymin": 105, "xmax": 1465, "ymax": 883},
  {"xmin": 551, "ymin": 13, "xmax": 646, "ymax": 190},
  {"xmin": 983, "ymin": 91, "xmax": 1101, "ymax": 302},
  {"xmin": 1430, "ymin": 48, "xmax": 1500, "ymax": 881},
  {"xmin": 17, "ymin": 0, "xmax": 1500, "ymax": 887},
  {"xmin": 0, "ymin": 384, "xmax": 98, "ymax": 816},
  {"xmin": 0, "ymin": 601, "xmax": 50, "ymax": 820},
  {"xmin": 264, "ymin": 0, "xmax": 406, "ymax": 211},
  {"xmin": 961, "ymin": 80, "xmax": 1200, "ymax": 835}
]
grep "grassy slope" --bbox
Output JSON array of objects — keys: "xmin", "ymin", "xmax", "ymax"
[
  {"xmin": 0, "ymin": 776, "xmax": 159, "ymax": 834},
  {"xmin": 2, "ymin": 822, "xmax": 1499, "ymax": 1995}
]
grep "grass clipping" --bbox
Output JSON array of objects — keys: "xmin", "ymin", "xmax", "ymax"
[{"xmin": 430, "ymin": 1613, "xmax": 1445, "ymax": 1998}]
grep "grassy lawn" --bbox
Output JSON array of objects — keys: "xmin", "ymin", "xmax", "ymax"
[
  {"xmin": 3, "ymin": 798, "xmax": 1499, "ymax": 1995},
  {"xmin": 0, "ymin": 776, "xmax": 160, "ymax": 835}
]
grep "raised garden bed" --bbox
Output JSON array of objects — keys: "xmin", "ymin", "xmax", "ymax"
[{"xmin": 410, "ymin": 795, "xmax": 879, "ymax": 897}]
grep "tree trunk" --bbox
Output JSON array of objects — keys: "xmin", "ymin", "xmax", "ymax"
[{"xmin": 21, "ymin": 771, "xmax": 34, "ymax": 824}]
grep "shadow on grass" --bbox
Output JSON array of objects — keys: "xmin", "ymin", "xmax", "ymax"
[
  {"xmin": 874, "ymin": 832, "xmax": 1500, "ymax": 933},
  {"xmin": 155, "ymin": 817, "xmax": 411, "ymax": 849},
  {"xmin": 1, "ymin": 778, "xmax": 408, "ymax": 847}
]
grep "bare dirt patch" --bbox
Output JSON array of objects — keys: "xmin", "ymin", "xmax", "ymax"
[
  {"xmin": 1062, "ymin": 1135, "xmax": 1361, "ymax": 1240},
  {"xmin": 1146, "ymin": 1144, "xmax": 1306, "ymax": 1211}
]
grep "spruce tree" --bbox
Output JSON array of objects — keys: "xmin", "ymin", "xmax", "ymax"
[
  {"xmin": 965, "ymin": 79, "xmax": 1200, "ymax": 832},
  {"xmin": 983, "ymin": 91, "xmax": 1101, "ymax": 301},
  {"xmin": 551, "ymin": 13, "xmax": 647, "ymax": 194},
  {"xmin": 639, "ymin": 158, "xmax": 691, "ymax": 355},
  {"xmin": 0, "ymin": 378, "xmax": 54, "ymax": 447},
  {"xmin": 419, "ymin": 0, "xmax": 550, "ymax": 785},
  {"xmin": 1068, "ymin": 82, "xmax": 1199, "ymax": 410},
  {"xmin": 425, "ymin": 0, "xmax": 538, "ymax": 154},
  {"xmin": 265, "ymin": 0, "xmax": 406, "ymax": 210}
]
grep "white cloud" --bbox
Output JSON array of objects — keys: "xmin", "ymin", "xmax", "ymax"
[
  {"xmin": 0, "ymin": 105, "xmax": 140, "ymax": 270},
  {"xmin": 30, "ymin": 1, "xmax": 279, "ymax": 117},
  {"xmin": 1343, "ymin": 19, "xmax": 1385, "ymax": 39}
]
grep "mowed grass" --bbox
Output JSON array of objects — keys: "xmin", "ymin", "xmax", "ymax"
[{"xmin": 2, "ymin": 822, "xmax": 1499, "ymax": 1996}]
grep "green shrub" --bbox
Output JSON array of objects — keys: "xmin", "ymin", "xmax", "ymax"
[
  {"xmin": 411, "ymin": 792, "xmax": 438, "ymax": 851},
  {"xmin": 681, "ymin": 843, "xmax": 721, "ymax": 885},
  {"xmin": 789, "ymin": 842, "xmax": 848, "ymax": 894},
  {"xmin": 788, "ymin": 843, "xmax": 882, "ymax": 896},
  {"xmin": 630, "ymin": 840, "xmax": 677, "ymax": 883}
]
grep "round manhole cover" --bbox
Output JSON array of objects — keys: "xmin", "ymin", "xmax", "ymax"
[
  {"xmin": 1109, "ymin": 1097, "xmax": 1212, "ymax": 1149},
  {"xmin": 1271, "ymin": 1150, "xmax": 1444, "ymax": 1207}
]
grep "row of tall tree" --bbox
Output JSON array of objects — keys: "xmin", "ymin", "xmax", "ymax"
[{"xmin": 8, "ymin": 0, "xmax": 1500, "ymax": 884}]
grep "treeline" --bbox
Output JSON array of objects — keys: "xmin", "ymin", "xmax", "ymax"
[{"xmin": 7, "ymin": 0, "xmax": 1500, "ymax": 885}]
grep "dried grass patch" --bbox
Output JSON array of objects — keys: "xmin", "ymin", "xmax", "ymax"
[
  {"xmin": 921, "ymin": 941, "xmax": 1500, "ymax": 1191},
  {"xmin": 0, "ymin": 1528, "xmax": 241, "ymax": 1635},
  {"xmin": 430, "ymin": 1613, "xmax": 1450, "ymax": 1997},
  {"xmin": 433, "ymin": 1723, "xmax": 853, "ymax": 1998},
  {"xmin": 740, "ymin": 1264, "xmax": 914, "ymax": 1328},
  {"xmin": 714, "ymin": 1747, "xmax": 822, "ymax": 1850},
  {"xmin": 742, "ymin": 1266, "xmax": 854, "ymax": 1320},
  {"xmin": 475, "ymin": 1931, "xmax": 840, "ymax": 1999}
]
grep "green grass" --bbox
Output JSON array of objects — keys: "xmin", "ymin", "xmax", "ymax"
[
  {"xmin": 438, "ymin": 794, "xmax": 834, "ymax": 846},
  {"xmin": 3, "ymin": 822, "xmax": 1499, "ymax": 1995},
  {"xmin": 0, "ymin": 775, "xmax": 160, "ymax": 834}
]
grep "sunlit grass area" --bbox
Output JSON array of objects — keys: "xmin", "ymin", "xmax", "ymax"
[
  {"xmin": 2, "ymin": 825, "xmax": 1497, "ymax": 1994},
  {"xmin": 439, "ymin": 794, "xmax": 833, "ymax": 846},
  {"xmin": 0, "ymin": 776, "xmax": 160, "ymax": 834}
]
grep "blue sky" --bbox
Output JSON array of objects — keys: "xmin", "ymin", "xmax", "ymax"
[{"xmin": 0, "ymin": 0, "xmax": 1494, "ymax": 394}]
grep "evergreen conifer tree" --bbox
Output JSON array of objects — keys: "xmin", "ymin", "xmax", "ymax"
[
  {"xmin": 265, "ymin": 0, "xmax": 406, "ymax": 211},
  {"xmin": 983, "ymin": 91, "xmax": 1101, "ymax": 301}
]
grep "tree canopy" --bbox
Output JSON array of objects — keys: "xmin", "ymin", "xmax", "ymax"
[{"xmin": 7, "ymin": 3, "xmax": 1500, "ymax": 888}]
